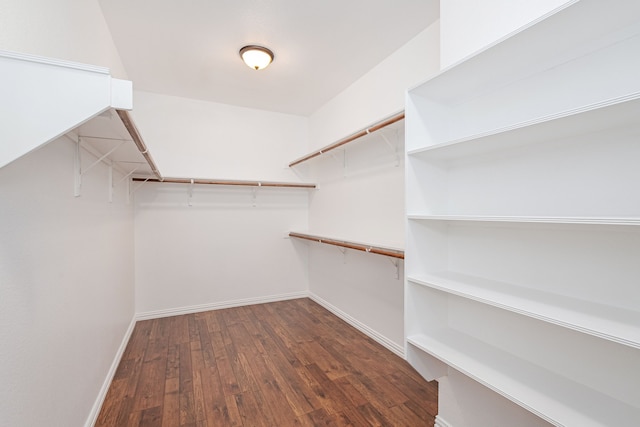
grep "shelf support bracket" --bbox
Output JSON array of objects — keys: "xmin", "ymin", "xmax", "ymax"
[
  {"xmin": 379, "ymin": 129, "xmax": 401, "ymax": 167},
  {"xmin": 74, "ymin": 139, "xmax": 82, "ymax": 197},
  {"xmin": 188, "ymin": 179, "xmax": 194, "ymax": 207},
  {"xmin": 110, "ymin": 165, "xmax": 140, "ymax": 203},
  {"xmin": 328, "ymin": 149, "xmax": 348, "ymax": 176},
  {"xmin": 74, "ymin": 138, "xmax": 126, "ymax": 198},
  {"xmin": 108, "ymin": 165, "xmax": 113, "ymax": 203},
  {"xmin": 388, "ymin": 257, "xmax": 400, "ymax": 280},
  {"xmin": 128, "ymin": 177, "xmax": 150, "ymax": 203},
  {"xmin": 336, "ymin": 246, "xmax": 348, "ymax": 264},
  {"xmin": 81, "ymin": 140, "xmax": 126, "ymax": 176}
]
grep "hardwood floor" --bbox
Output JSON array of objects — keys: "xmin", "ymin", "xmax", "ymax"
[{"xmin": 96, "ymin": 298, "xmax": 438, "ymax": 426}]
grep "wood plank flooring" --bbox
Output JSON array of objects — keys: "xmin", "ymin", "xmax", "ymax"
[{"xmin": 96, "ymin": 298, "xmax": 438, "ymax": 426}]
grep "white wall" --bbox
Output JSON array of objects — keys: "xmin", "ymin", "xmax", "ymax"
[
  {"xmin": 301, "ymin": 21, "xmax": 440, "ymax": 354},
  {"xmin": 307, "ymin": 127, "xmax": 406, "ymax": 248},
  {"xmin": 134, "ymin": 182, "xmax": 309, "ymax": 316},
  {"xmin": 0, "ymin": 0, "xmax": 127, "ymax": 78},
  {"xmin": 440, "ymin": 0, "xmax": 573, "ymax": 68},
  {"xmin": 131, "ymin": 91, "xmax": 308, "ymax": 181},
  {"xmin": 0, "ymin": 2, "xmax": 134, "ymax": 425},
  {"xmin": 308, "ymin": 22, "xmax": 440, "ymax": 150},
  {"xmin": 0, "ymin": 136, "xmax": 135, "ymax": 426},
  {"xmin": 131, "ymin": 94, "xmax": 310, "ymax": 315}
]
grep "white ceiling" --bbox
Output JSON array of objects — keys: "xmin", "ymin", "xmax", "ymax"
[{"xmin": 98, "ymin": 0, "xmax": 439, "ymax": 116}]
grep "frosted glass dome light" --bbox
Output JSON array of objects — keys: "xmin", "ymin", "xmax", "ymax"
[{"xmin": 239, "ymin": 45, "xmax": 274, "ymax": 70}]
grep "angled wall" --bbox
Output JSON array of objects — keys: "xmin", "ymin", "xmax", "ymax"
[{"xmin": 0, "ymin": 1, "xmax": 134, "ymax": 426}]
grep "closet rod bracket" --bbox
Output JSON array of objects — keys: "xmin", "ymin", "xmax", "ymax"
[
  {"xmin": 379, "ymin": 129, "xmax": 401, "ymax": 167},
  {"xmin": 388, "ymin": 257, "xmax": 400, "ymax": 280},
  {"xmin": 74, "ymin": 138, "xmax": 126, "ymax": 197},
  {"xmin": 336, "ymin": 246, "xmax": 348, "ymax": 264},
  {"xmin": 188, "ymin": 179, "xmax": 194, "ymax": 207},
  {"xmin": 128, "ymin": 177, "xmax": 150, "ymax": 203}
]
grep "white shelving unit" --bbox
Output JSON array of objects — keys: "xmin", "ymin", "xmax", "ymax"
[{"xmin": 405, "ymin": 1, "xmax": 640, "ymax": 425}]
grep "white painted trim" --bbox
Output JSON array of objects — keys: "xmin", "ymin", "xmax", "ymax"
[
  {"xmin": 308, "ymin": 292, "xmax": 405, "ymax": 357},
  {"xmin": 0, "ymin": 50, "xmax": 110, "ymax": 75},
  {"xmin": 0, "ymin": 49, "xmax": 110, "ymax": 74},
  {"xmin": 85, "ymin": 316, "xmax": 137, "ymax": 427},
  {"xmin": 110, "ymin": 79, "xmax": 133, "ymax": 110},
  {"xmin": 135, "ymin": 291, "xmax": 309, "ymax": 321},
  {"xmin": 435, "ymin": 415, "xmax": 453, "ymax": 427}
]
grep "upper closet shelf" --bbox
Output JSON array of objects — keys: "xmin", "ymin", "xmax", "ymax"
[
  {"xmin": 289, "ymin": 231, "xmax": 404, "ymax": 259},
  {"xmin": 1, "ymin": 49, "xmax": 161, "ymax": 181},
  {"xmin": 405, "ymin": 0, "xmax": 640, "ymax": 153},
  {"xmin": 134, "ymin": 177, "xmax": 316, "ymax": 189},
  {"xmin": 407, "ymin": 93, "xmax": 640, "ymax": 160},
  {"xmin": 289, "ymin": 111, "xmax": 404, "ymax": 167},
  {"xmin": 408, "ymin": 215, "xmax": 640, "ymax": 227},
  {"xmin": 409, "ymin": 0, "xmax": 640, "ymax": 104},
  {"xmin": 408, "ymin": 272, "xmax": 640, "ymax": 349},
  {"xmin": 74, "ymin": 109, "xmax": 161, "ymax": 180}
]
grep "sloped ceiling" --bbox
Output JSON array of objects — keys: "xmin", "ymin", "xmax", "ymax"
[{"xmin": 98, "ymin": 0, "xmax": 439, "ymax": 116}]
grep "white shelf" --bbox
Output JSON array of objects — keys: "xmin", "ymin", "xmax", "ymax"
[
  {"xmin": 407, "ymin": 93, "xmax": 640, "ymax": 161},
  {"xmin": 76, "ymin": 109, "xmax": 159, "ymax": 179},
  {"xmin": 405, "ymin": 1, "xmax": 640, "ymax": 423},
  {"xmin": 409, "ymin": 0, "xmax": 640, "ymax": 104},
  {"xmin": 408, "ymin": 272, "xmax": 640, "ymax": 349},
  {"xmin": 407, "ymin": 332, "xmax": 640, "ymax": 427},
  {"xmin": 407, "ymin": 215, "xmax": 640, "ymax": 227}
]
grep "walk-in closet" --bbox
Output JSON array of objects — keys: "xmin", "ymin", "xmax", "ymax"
[{"xmin": 2, "ymin": 1, "xmax": 638, "ymax": 426}]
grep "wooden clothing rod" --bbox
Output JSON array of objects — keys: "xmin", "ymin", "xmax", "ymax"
[
  {"xmin": 116, "ymin": 110, "xmax": 163, "ymax": 180},
  {"xmin": 289, "ymin": 111, "xmax": 404, "ymax": 167},
  {"xmin": 133, "ymin": 177, "xmax": 317, "ymax": 189},
  {"xmin": 289, "ymin": 232, "xmax": 404, "ymax": 259}
]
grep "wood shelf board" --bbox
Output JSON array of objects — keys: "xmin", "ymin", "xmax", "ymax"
[
  {"xmin": 407, "ymin": 93, "xmax": 640, "ymax": 160},
  {"xmin": 407, "ymin": 272, "xmax": 640, "ymax": 349},
  {"xmin": 289, "ymin": 111, "xmax": 404, "ymax": 167},
  {"xmin": 76, "ymin": 110, "xmax": 152, "ymax": 176},
  {"xmin": 407, "ymin": 332, "xmax": 640, "ymax": 427},
  {"xmin": 409, "ymin": 0, "xmax": 640, "ymax": 104},
  {"xmin": 76, "ymin": 109, "xmax": 161, "ymax": 179},
  {"xmin": 289, "ymin": 231, "xmax": 404, "ymax": 259},
  {"xmin": 133, "ymin": 177, "xmax": 317, "ymax": 189},
  {"xmin": 407, "ymin": 215, "xmax": 640, "ymax": 227}
]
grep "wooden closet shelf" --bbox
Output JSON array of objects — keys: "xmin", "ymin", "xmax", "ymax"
[
  {"xmin": 116, "ymin": 110, "xmax": 162, "ymax": 180},
  {"xmin": 289, "ymin": 111, "xmax": 404, "ymax": 167},
  {"xmin": 133, "ymin": 177, "xmax": 317, "ymax": 189},
  {"xmin": 289, "ymin": 231, "xmax": 404, "ymax": 259}
]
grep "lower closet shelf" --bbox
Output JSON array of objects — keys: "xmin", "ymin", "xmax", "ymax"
[
  {"xmin": 407, "ymin": 272, "xmax": 640, "ymax": 349},
  {"xmin": 407, "ymin": 332, "xmax": 640, "ymax": 427},
  {"xmin": 289, "ymin": 231, "xmax": 404, "ymax": 259}
]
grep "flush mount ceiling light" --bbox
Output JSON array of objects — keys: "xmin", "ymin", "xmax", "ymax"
[{"xmin": 239, "ymin": 45, "xmax": 274, "ymax": 70}]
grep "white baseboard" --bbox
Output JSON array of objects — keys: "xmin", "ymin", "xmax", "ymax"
[
  {"xmin": 308, "ymin": 292, "xmax": 405, "ymax": 358},
  {"xmin": 85, "ymin": 316, "xmax": 137, "ymax": 427},
  {"xmin": 435, "ymin": 415, "xmax": 453, "ymax": 427},
  {"xmin": 134, "ymin": 291, "xmax": 309, "ymax": 321}
]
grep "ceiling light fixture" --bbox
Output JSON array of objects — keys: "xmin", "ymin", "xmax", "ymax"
[{"xmin": 239, "ymin": 45, "xmax": 274, "ymax": 70}]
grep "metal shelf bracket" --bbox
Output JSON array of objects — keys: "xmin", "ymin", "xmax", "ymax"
[
  {"xmin": 128, "ymin": 176, "xmax": 150, "ymax": 203},
  {"xmin": 74, "ymin": 138, "xmax": 126, "ymax": 197},
  {"xmin": 379, "ymin": 129, "xmax": 401, "ymax": 167},
  {"xmin": 110, "ymin": 164, "xmax": 141, "ymax": 203},
  {"xmin": 188, "ymin": 178, "xmax": 194, "ymax": 207},
  {"xmin": 388, "ymin": 257, "xmax": 400, "ymax": 280}
]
